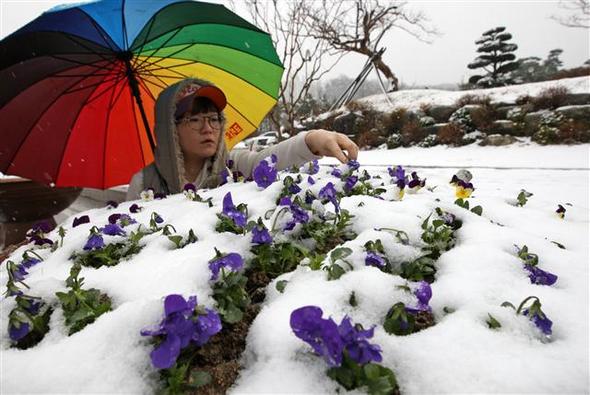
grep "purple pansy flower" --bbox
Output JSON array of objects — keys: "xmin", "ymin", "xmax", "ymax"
[
  {"xmin": 101, "ymin": 223, "xmax": 126, "ymax": 236},
  {"xmin": 407, "ymin": 281, "xmax": 433, "ymax": 313},
  {"xmin": 222, "ymin": 193, "xmax": 247, "ymax": 228},
  {"xmin": 84, "ymin": 233, "xmax": 105, "ymax": 250},
  {"xmin": 408, "ymin": 171, "xmax": 426, "ymax": 190},
  {"xmin": 365, "ymin": 252, "xmax": 386, "ymax": 268},
  {"xmin": 388, "ymin": 166, "xmax": 407, "ymax": 189},
  {"xmin": 279, "ymin": 196, "xmax": 292, "ymax": 206},
  {"xmin": 556, "ymin": 204, "xmax": 566, "ymax": 219},
  {"xmin": 289, "ymin": 183, "xmax": 302, "ymax": 194},
  {"xmin": 253, "ymin": 155, "xmax": 278, "ymax": 189},
  {"xmin": 302, "ymin": 159, "xmax": 320, "ymax": 175},
  {"xmin": 72, "ymin": 215, "xmax": 90, "ymax": 228},
  {"xmin": 183, "ymin": 183, "xmax": 196, "ymax": 192},
  {"xmin": 9, "ymin": 321, "xmax": 31, "ymax": 341},
  {"xmin": 284, "ymin": 202, "xmax": 310, "ymax": 231},
  {"xmin": 331, "ymin": 168, "xmax": 342, "ymax": 178},
  {"xmin": 290, "ymin": 306, "xmax": 344, "ymax": 367},
  {"xmin": 524, "ymin": 265, "xmax": 558, "ymax": 286},
  {"xmin": 208, "ymin": 252, "xmax": 244, "ymax": 281},
  {"xmin": 252, "ymin": 222, "xmax": 273, "ymax": 245},
  {"xmin": 31, "ymin": 221, "xmax": 54, "ymax": 234},
  {"xmin": 523, "ymin": 308, "xmax": 553, "ymax": 336},
  {"xmin": 21, "ymin": 257, "xmax": 41, "ymax": 269},
  {"xmin": 319, "ymin": 182, "xmax": 339, "ymax": 213},
  {"xmin": 344, "ymin": 175, "xmax": 358, "ymax": 193},
  {"xmin": 106, "ymin": 200, "xmax": 118, "ymax": 209},
  {"xmin": 308, "ymin": 176, "xmax": 316, "ymax": 185},
  {"xmin": 337, "ymin": 317, "xmax": 382, "ymax": 365},
  {"xmin": 10, "ymin": 264, "xmax": 29, "ymax": 282},
  {"xmin": 193, "ymin": 308, "xmax": 222, "ymax": 346},
  {"xmin": 140, "ymin": 295, "xmax": 221, "ymax": 369},
  {"xmin": 129, "ymin": 203, "xmax": 142, "ymax": 213},
  {"xmin": 347, "ymin": 160, "xmax": 360, "ymax": 171}
]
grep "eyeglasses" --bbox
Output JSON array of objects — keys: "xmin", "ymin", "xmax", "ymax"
[{"xmin": 179, "ymin": 114, "xmax": 222, "ymax": 130}]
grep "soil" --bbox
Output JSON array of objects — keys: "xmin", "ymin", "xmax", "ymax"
[{"xmin": 187, "ymin": 269, "xmax": 271, "ymax": 394}]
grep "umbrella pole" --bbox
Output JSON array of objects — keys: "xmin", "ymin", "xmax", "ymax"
[{"xmin": 124, "ymin": 58, "xmax": 156, "ymax": 153}]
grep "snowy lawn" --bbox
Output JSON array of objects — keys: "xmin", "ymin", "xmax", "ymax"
[{"xmin": 1, "ymin": 143, "xmax": 588, "ymax": 394}]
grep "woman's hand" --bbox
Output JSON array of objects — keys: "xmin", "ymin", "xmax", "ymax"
[{"xmin": 304, "ymin": 129, "xmax": 359, "ymax": 163}]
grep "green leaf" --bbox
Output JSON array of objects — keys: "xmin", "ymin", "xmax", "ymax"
[
  {"xmin": 330, "ymin": 247, "xmax": 353, "ymax": 263},
  {"xmin": 276, "ymin": 280, "xmax": 288, "ymax": 293},
  {"xmin": 327, "ymin": 264, "xmax": 346, "ymax": 281},
  {"xmin": 471, "ymin": 205, "xmax": 483, "ymax": 216},
  {"xmin": 167, "ymin": 235, "xmax": 183, "ymax": 248},
  {"xmin": 550, "ymin": 240, "xmax": 565, "ymax": 249},
  {"xmin": 188, "ymin": 370, "xmax": 211, "ymax": 389},
  {"xmin": 349, "ymin": 291, "xmax": 358, "ymax": 307},
  {"xmin": 486, "ymin": 313, "xmax": 502, "ymax": 329}
]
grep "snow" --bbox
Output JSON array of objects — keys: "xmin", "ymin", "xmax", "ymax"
[
  {"xmin": 361, "ymin": 76, "xmax": 590, "ymax": 112},
  {"xmin": 1, "ymin": 142, "xmax": 588, "ymax": 393}
]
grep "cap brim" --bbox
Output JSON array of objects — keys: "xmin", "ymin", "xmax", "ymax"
[{"xmin": 175, "ymin": 85, "xmax": 227, "ymax": 119}]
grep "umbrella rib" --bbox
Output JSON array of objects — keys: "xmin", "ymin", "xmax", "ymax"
[
  {"xmin": 133, "ymin": 15, "xmax": 156, "ymax": 59},
  {"xmin": 61, "ymin": 33, "xmax": 116, "ymax": 63},
  {"xmin": 136, "ymin": 59, "xmax": 198, "ymax": 74},
  {"xmin": 63, "ymin": 60, "xmax": 121, "ymax": 96},
  {"xmin": 47, "ymin": 54, "xmax": 117, "ymax": 71},
  {"xmin": 7, "ymin": 71, "xmax": 112, "ymax": 173},
  {"xmin": 72, "ymin": 73, "xmax": 125, "ymax": 105},
  {"xmin": 137, "ymin": 74, "xmax": 168, "ymax": 93},
  {"xmin": 101, "ymin": 79, "xmax": 120, "ymax": 188},
  {"xmin": 132, "ymin": 27, "xmax": 184, "ymax": 71},
  {"xmin": 145, "ymin": 59, "xmax": 278, "ymax": 102},
  {"xmin": 54, "ymin": 68, "xmax": 117, "ymax": 187},
  {"xmin": 134, "ymin": 42, "xmax": 195, "ymax": 71},
  {"xmin": 135, "ymin": 76, "xmax": 161, "ymax": 100}
]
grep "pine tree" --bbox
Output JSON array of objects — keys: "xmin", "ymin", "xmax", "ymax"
[
  {"xmin": 467, "ymin": 27, "xmax": 519, "ymax": 88},
  {"xmin": 542, "ymin": 49, "xmax": 564, "ymax": 76}
]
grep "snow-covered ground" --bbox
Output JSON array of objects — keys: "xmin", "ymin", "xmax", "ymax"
[
  {"xmin": 362, "ymin": 76, "xmax": 590, "ymax": 112},
  {"xmin": 1, "ymin": 143, "xmax": 588, "ymax": 393}
]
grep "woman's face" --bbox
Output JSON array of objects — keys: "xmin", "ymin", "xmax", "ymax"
[{"xmin": 177, "ymin": 111, "xmax": 222, "ymax": 161}]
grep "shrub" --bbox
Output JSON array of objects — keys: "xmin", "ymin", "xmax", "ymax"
[
  {"xmin": 419, "ymin": 102, "xmax": 432, "ymax": 116},
  {"xmin": 401, "ymin": 120, "xmax": 427, "ymax": 146},
  {"xmin": 384, "ymin": 107, "xmax": 409, "ymax": 131},
  {"xmin": 449, "ymin": 107, "xmax": 475, "ymax": 131},
  {"xmin": 418, "ymin": 134, "xmax": 438, "ymax": 147},
  {"xmin": 386, "ymin": 133, "xmax": 403, "ymax": 149},
  {"xmin": 454, "ymin": 94, "xmax": 492, "ymax": 108},
  {"xmin": 345, "ymin": 100, "xmax": 372, "ymax": 113},
  {"xmin": 558, "ymin": 119, "xmax": 590, "ymax": 143},
  {"xmin": 356, "ymin": 128, "xmax": 382, "ymax": 149},
  {"xmin": 547, "ymin": 66, "xmax": 590, "ymax": 80},
  {"xmin": 532, "ymin": 112, "xmax": 563, "ymax": 144},
  {"xmin": 437, "ymin": 123, "xmax": 465, "ymax": 146},
  {"xmin": 471, "ymin": 104, "xmax": 499, "ymax": 133},
  {"xmin": 531, "ymin": 86, "xmax": 569, "ymax": 111}
]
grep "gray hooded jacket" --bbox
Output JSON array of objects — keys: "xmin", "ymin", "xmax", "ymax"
[{"xmin": 126, "ymin": 78, "xmax": 319, "ymax": 200}]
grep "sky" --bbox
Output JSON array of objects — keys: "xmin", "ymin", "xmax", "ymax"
[{"xmin": 0, "ymin": 0, "xmax": 588, "ymax": 86}]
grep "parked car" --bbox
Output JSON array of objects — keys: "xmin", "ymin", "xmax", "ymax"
[{"xmin": 244, "ymin": 135, "xmax": 277, "ymax": 151}]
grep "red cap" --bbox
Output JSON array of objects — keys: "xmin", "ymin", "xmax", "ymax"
[{"xmin": 175, "ymin": 84, "xmax": 227, "ymax": 119}]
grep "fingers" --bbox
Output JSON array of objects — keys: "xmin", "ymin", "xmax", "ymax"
[
  {"xmin": 337, "ymin": 134, "xmax": 359, "ymax": 160},
  {"xmin": 327, "ymin": 140, "xmax": 349, "ymax": 163}
]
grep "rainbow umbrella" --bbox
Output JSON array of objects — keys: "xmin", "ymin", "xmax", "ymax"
[{"xmin": 0, "ymin": 0, "xmax": 283, "ymax": 189}]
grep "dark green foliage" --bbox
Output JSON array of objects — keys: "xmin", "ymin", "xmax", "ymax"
[
  {"xmin": 468, "ymin": 26, "xmax": 519, "ymax": 87},
  {"xmin": 55, "ymin": 262, "xmax": 112, "ymax": 335},
  {"xmin": 212, "ymin": 271, "xmax": 250, "ymax": 324},
  {"xmin": 327, "ymin": 353, "xmax": 398, "ymax": 395},
  {"xmin": 250, "ymin": 242, "xmax": 308, "ymax": 279}
]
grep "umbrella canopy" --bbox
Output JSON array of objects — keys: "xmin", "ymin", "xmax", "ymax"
[{"xmin": 0, "ymin": 0, "xmax": 283, "ymax": 189}]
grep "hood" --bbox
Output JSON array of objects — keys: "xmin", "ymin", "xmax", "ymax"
[{"xmin": 152, "ymin": 78, "xmax": 229, "ymax": 193}]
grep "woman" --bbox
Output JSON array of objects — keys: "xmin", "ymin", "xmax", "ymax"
[{"xmin": 126, "ymin": 78, "xmax": 358, "ymax": 200}]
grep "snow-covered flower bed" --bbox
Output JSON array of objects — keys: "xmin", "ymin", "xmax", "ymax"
[{"xmin": 1, "ymin": 148, "xmax": 588, "ymax": 393}]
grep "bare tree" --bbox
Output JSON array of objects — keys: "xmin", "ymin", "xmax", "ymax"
[
  {"xmin": 234, "ymin": 0, "xmax": 342, "ymax": 137},
  {"xmin": 551, "ymin": 0, "xmax": 590, "ymax": 28},
  {"xmin": 304, "ymin": 0, "xmax": 437, "ymax": 92}
]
